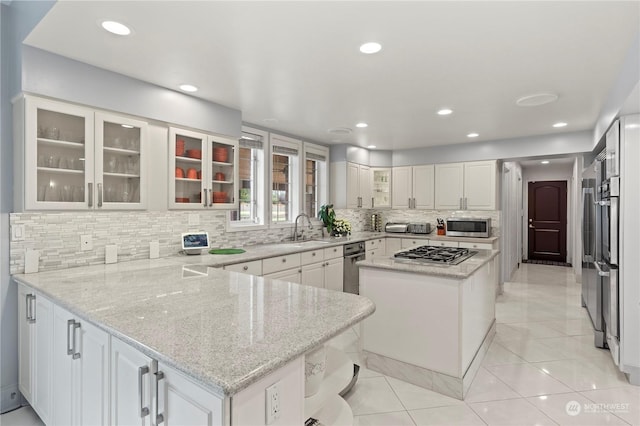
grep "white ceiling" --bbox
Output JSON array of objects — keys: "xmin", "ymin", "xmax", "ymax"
[{"xmin": 24, "ymin": 1, "xmax": 640, "ymax": 150}]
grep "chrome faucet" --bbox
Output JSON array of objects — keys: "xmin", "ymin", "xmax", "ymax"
[{"xmin": 293, "ymin": 213, "xmax": 313, "ymax": 241}]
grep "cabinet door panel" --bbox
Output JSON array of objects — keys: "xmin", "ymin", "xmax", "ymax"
[
  {"xmin": 435, "ymin": 163, "xmax": 464, "ymax": 210},
  {"xmin": 392, "ymin": 167, "xmax": 411, "ymax": 209},
  {"xmin": 169, "ymin": 127, "xmax": 209, "ymax": 209},
  {"xmin": 413, "ymin": 165, "xmax": 435, "ymax": 209},
  {"xmin": 111, "ymin": 337, "xmax": 153, "ymax": 426},
  {"xmin": 464, "ymin": 161, "xmax": 496, "ymax": 210},
  {"xmin": 372, "ymin": 168, "xmax": 391, "ymax": 208},
  {"xmin": 346, "ymin": 163, "xmax": 360, "ymax": 208},
  {"xmin": 301, "ymin": 262, "xmax": 324, "ymax": 288},
  {"xmin": 385, "ymin": 238, "xmax": 402, "ymax": 255},
  {"xmin": 208, "ymin": 135, "xmax": 239, "ymax": 209},
  {"xmin": 78, "ymin": 320, "xmax": 110, "ymax": 426},
  {"xmin": 33, "ymin": 296, "xmax": 53, "ymax": 425},
  {"xmin": 359, "ymin": 165, "xmax": 372, "ymax": 208},
  {"xmin": 52, "ymin": 305, "xmax": 74, "ymax": 426},
  {"xmin": 18, "ymin": 286, "xmax": 33, "ymax": 403},
  {"xmin": 324, "ymin": 258, "xmax": 344, "ymax": 292}
]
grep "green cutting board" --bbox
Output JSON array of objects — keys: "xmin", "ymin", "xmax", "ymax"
[{"xmin": 209, "ymin": 248, "xmax": 246, "ymax": 255}]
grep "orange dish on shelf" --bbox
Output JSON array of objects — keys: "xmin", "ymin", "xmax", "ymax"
[
  {"xmin": 186, "ymin": 168, "xmax": 199, "ymax": 179},
  {"xmin": 213, "ymin": 147, "xmax": 228, "ymax": 162},
  {"xmin": 186, "ymin": 149, "xmax": 202, "ymax": 159},
  {"xmin": 175, "ymin": 197, "xmax": 190, "ymax": 203},
  {"xmin": 175, "ymin": 167, "xmax": 185, "ymax": 178},
  {"xmin": 212, "ymin": 191, "xmax": 227, "ymax": 203},
  {"xmin": 176, "ymin": 139, "xmax": 185, "ymax": 156},
  {"xmin": 214, "ymin": 172, "xmax": 225, "ymax": 181}
]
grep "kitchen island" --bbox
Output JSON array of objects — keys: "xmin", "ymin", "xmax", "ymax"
[
  {"xmin": 14, "ymin": 260, "xmax": 375, "ymax": 425},
  {"xmin": 358, "ymin": 248, "xmax": 499, "ymax": 400}
]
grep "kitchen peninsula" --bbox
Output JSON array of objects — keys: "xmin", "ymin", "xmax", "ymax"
[
  {"xmin": 14, "ymin": 259, "xmax": 375, "ymax": 426},
  {"xmin": 358, "ymin": 248, "xmax": 499, "ymax": 400}
]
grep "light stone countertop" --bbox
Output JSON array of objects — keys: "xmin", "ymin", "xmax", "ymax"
[
  {"xmin": 357, "ymin": 249, "xmax": 500, "ymax": 279},
  {"xmin": 13, "ymin": 261, "xmax": 375, "ymax": 397}
]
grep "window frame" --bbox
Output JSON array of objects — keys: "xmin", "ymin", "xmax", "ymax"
[
  {"xmin": 268, "ymin": 133, "xmax": 302, "ymax": 228},
  {"xmin": 301, "ymin": 142, "xmax": 330, "ymax": 224}
]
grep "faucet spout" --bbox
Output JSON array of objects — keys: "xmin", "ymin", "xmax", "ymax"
[{"xmin": 293, "ymin": 213, "xmax": 313, "ymax": 241}]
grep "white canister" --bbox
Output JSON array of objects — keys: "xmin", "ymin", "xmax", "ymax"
[{"xmin": 304, "ymin": 344, "xmax": 327, "ymax": 397}]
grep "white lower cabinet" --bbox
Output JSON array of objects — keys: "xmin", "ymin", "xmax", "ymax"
[
  {"xmin": 264, "ymin": 268, "xmax": 302, "ymax": 284},
  {"xmin": 324, "ymin": 258, "xmax": 344, "ymax": 292},
  {"xmin": 52, "ymin": 304, "xmax": 110, "ymax": 426},
  {"xmin": 18, "ymin": 286, "xmax": 53, "ymax": 425},
  {"xmin": 385, "ymin": 238, "xmax": 401, "ymax": 255},
  {"xmin": 302, "ymin": 262, "xmax": 325, "ymax": 288},
  {"xmin": 111, "ymin": 337, "xmax": 153, "ymax": 426}
]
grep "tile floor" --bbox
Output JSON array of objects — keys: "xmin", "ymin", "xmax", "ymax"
[
  {"xmin": 336, "ymin": 264, "xmax": 639, "ymax": 426},
  {"xmin": 2, "ymin": 264, "xmax": 638, "ymax": 426}
]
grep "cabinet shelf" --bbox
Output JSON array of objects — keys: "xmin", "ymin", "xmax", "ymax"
[
  {"xmin": 176, "ymin": 177, "xmax": 201, "ymax": 183},
  {"xmin": 212, "ymin": 180, "xmax": 233, "ymax": 184},
  {"xmin": 37, "ymin": 166, "xmax": 84, "ymax": 175},
  {"xmin": 103, "ymin": 172, "xmax": 140, "ymax": 178},
  {"xmin": 175, "ymin": 156, "xmax": 201, "ymax": 164},
  {"xmin": 103, "ymin": 147, "xmax": 140, "ymax": 155},
  {"xmin": 37, "ymin": 138, "xmax": 84, "ymax": 149},
  {"xmin": 305, "ymin": 347, "xmax": 354, "ymax": 419},
  {"xmin": 212, "ymin": 160, "xmax": 233, "ymax": 166}
]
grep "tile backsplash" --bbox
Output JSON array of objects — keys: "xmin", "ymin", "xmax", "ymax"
[{"xmin": 9, "ymin": 208, "xmax": 498, "ymax": 274}]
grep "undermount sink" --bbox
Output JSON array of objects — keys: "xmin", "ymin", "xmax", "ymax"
[{"xmin": 279, "ymin": 239, "xmax": 332, "ymax": 246}]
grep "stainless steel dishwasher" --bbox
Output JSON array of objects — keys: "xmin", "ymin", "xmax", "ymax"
[{"xmin": 343, "ymin": 241, "xmax": 366, "ymax": 294}]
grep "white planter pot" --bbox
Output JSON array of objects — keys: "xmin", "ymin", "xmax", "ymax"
[{"xmin": 305, "ymin": 344, "xmax": 327, "ymax": 397}]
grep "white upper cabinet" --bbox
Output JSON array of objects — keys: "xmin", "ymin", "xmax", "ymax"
[
  {"xmin": 435, "ymin": 160, "xmax": 496, "ymax": 210},
  {"xmin": 332, "ymin": 162, "xmax": 372, "ymax": 209},
  {"xmin": 346, "ymin": 162, "xmax": 360, "ymax": 208},
  {"xmin": 392, "ymin": 165, "xmax": 434, "ymax": 209},
  {"xmin": 169, "ymin": 127, "xmax": 239, "ymax": 210},
  {"xmin": 371, "ymin": 168, "xmax": 392, "ymax": 208},
  {"xmin": 358, "ymin": 165, "xmax": 372, "ymax": 208},
  {"xmin": 18, "ymin": 95, "xmax": 148, "ymax": 211}
]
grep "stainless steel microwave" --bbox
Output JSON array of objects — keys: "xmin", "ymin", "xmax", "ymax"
[{"xmin": 446, "ymin": 218, "xmax": 491, "ymax": 238}]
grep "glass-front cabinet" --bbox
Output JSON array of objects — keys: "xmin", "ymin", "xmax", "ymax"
[
  {"xmin": 21, "ymin": 96, "xmax": 148, "ymax": 210},
  {"xmin": 169, "ymin": 127, "xmax": 238, "ymax": 210},
  {"xmin": 372, "ymin": 167, "xmax": 392, "ymax": 208}
]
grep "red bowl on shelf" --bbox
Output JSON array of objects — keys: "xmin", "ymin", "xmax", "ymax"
[
  {"xmin": 212, "ymin": 191, "xmax": 227, "ymax": 203},
  {"xmin": 175, "ymin": 167, "xmax": 185, "ymax": 178},
  {"xmin": 214, "ymin": 172, "xmax": 225, "ymax": 181},
  {"xmin": 213, "ymin": 147, "xmax": 228, "ymax": 162},
  {"xmin": 186, "ymin": 149, "xmax": 202, "ymax": 159},
  {"xmin": 176, "ymin": 139, "xmax": 185, "ymax": 156},
  {"xmin": 186, "ymin": 168, "xmax": 199, "ymax": 179},
  {"xmin": 175, "ymin": 197, "xmax": 190, "ymax": 203}
]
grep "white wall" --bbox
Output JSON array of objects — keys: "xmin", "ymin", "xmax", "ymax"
[{"xmin": 521, "ymin": 162, "xmax": 575, "ymax": 262}]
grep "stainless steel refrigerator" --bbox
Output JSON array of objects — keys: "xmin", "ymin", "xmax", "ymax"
[{"xmin": 581, "ymin": 160, "xmax": 605, "ymax": 347}]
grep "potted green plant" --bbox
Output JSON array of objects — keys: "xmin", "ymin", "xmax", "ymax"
[{"xmin": 318, "ymin": 204, "xmax": 336, "ymax": 234}]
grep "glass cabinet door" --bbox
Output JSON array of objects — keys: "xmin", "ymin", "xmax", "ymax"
[
  {"xmin": 207, "ymin": 136, "xmax": 238, "ymax": 208},
  {"xmin": 25, "ymin": 98, "xmax": 94, "ymax": 210},
  {"xmin": 95, "ymin": 113, "xmax": 147, "ymax": 210},
  {"xmin": 169, "ymin": 128, "xmax": 208, "ymax": 209},
  {"xmin": 372, "ymin": 168, "xmax": 392, "ymax": 208}
]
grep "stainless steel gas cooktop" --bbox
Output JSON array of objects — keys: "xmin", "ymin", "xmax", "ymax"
[{"xmin": 393, "ymin": 245, "xmax": 477, "ymax": 265}]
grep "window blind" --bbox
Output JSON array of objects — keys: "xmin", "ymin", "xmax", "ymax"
[
  {"xmin": 239, "ymin": 133, "xmax": 263, "ymax": 149},
  {"xmin": 306, "ymin": 152, "xmax": 326, "ymax": 162},
  {"xmin": 272, "ymin": 145, "xmax": 299, "ymax": 156}
]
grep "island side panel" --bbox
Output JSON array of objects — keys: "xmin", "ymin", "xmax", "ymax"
[{"xmin": 360, "ymin": 267, "xmax": 461, "ymax": 377}]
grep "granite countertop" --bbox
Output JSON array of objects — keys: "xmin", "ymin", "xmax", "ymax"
[
  {"xmin": 357, "ymin": 249, "xmax": 500, "ymax": 279},
  {"xmin": 13, "ymin": 262, "xmax": 375, "ymax": 397}
]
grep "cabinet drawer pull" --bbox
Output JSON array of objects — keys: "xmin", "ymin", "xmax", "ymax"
[
  {"xmin": 203, "ymin": 190, "xmax": 208, "ymax": 207},
  {"xmin": 88, "ymin": 183, "xmax": 93, "ymax": 207},
  {"xmin": 138, "ymin": 365, "xmax": 150, "ymax": 418},
  {"xmin": 97, "ymin": 183, "xmax": 103, "ymax": 207},
  {"xmin": 243, "ymin": 265, "xmax": 248, "ymax": 271},
  {"xmin": 155, "ymin": 368, "xmax": 165, "ymax": 425},
  {"xmin": 209, "ymin": 189, "xmax": 213, "ymax": 207}
]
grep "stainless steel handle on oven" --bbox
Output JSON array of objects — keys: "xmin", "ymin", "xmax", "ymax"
[
  {"xmin": 594, "ymin": 261, "xmax": 610, "ymax": 277},
  {"xmin": 88, "ymin": 183, "xmax": 93, "ymax": 207},
  {"xmin": 72, "ymin": 321, "xmax": 81, "ymax": 359},
  {"xmin": 138, "ymin": 365, "xmax": 150, "ymax": 418},
  {"xmin": 209, "ymin": 189, "xmax": 213, "ymax": 207},
  {"xmin": 97, "ymin": 183, "xmax": 103, "ymax": 207},
  {"xmin": 155, "ymin": 368, "xmax": 165, "ymax": 425},
  {"xmin": 67, "ymin": 319, "xmax": 75, "ymax": 355},
  {"xmin": 344, "ymin": 253, "xmax": 365, "ymax": 260}
]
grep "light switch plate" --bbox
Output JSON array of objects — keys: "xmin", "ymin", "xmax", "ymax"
[
  {"xmin": 105, "ymin": 244, "xmax": 118, "ymax": 264},
  {"xmin": 80, "ymin": 235, "xmax": 93, "ymax": 251},
  {"xmin": 149, "ymin": 241, "xmax": 160, "ymax": 259},
  {"xmin": 24, "ymin": 249, "xmax": 39, "ymax": 274},
  {"xmin": 11, "ymin": 225, "xmax": 25, "ymax": 241}
]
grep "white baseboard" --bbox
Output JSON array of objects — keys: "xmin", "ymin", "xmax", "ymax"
[{"xmin": 0, "ymin": 384, "xmax": 22, "ymax": 414}]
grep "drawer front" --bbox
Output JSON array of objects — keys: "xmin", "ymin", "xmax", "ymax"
[
  {"xmin": 431, "ymin": 240, "xmax": 459, "ymax": 248},
  {"xmin": 459, "ymin": 241, "xmax": 493, "ymax": 250},
  {"xmin": 401, "ymin": 238, "xmax": 427, "ymax": 249},
  {"xmin": 324, "ymin": 246, "xmax": 342, "ymax": 260},
  {"xmin": 262, "ymin": 253, "xmax": 301, "ymax": 275},
  {"xmin": 366, "ymin": 249, "xmax": 379, "ymax": 259},
  {"xmin": 365, "ymin": 238, "xmax": 385, "ymax": 250},
  {"xmin": 224, "ymin": 260, "xmax": 262, "ymax": 276},
  {"xmin": 301, "ymin": 249, "xmax": 324, "ymax": 265}
]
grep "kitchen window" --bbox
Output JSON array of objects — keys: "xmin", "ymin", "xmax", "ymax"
[
  {"xmin": 269, "ymin": 134, "xmax": 301, "ymax": 225},
  {"xmin": 228, "ymin": 127, "xmax": 267, "ymax": 230},
  {"xmin": 302, "ymin": 142, "xmax": 329, "ymax": 218}
]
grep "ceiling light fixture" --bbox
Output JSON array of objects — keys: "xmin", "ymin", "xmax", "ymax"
[
  {"xmin": 179, "ymin": 84, "xmax": 198, "ymax": 92},
  {"xmin": 541, "ymin": 160, "xmax": 550, "ymax": 164},
  {"xmin": 467, "ymin": 133, "xmax": 479, "ymax": 138},
  {"xmin": 367, "ymin": 145, "xmax": 376, "ymax": 149},
  {"xmin": 356, "ymin": 122, "xmax": 368, "ymax": 128},
  {"xmin": 359, "ymin": 42, "xmax": 382, "ymax": 54},
  {"xmin": 121, "ymin": 124, "xmax": 134, "ymax": 129},
  {"xmin": 328, "ymin": 127, "xmax": 352, "ymax": 135},
  {"xmin": 101, "ymin": 20, "xmax": 131, "ymax": 36},
  {"xmin": 437, "ymin": 108, "xmax": 453, "ymax": 116},
  {"xmin": 263, "ymin": 118, "xmax": 279, "ymax": 124},
  {"xmin": 552, "ymin": 122, "xmax": 567, "ymax": 128},
  {"xmin": 516, "ymin": 93, "xmax": 559, "ymax": 107}
]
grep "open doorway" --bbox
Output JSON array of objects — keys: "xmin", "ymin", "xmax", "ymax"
[{"xmin": 527, "ymin": 180, "xmax": 568, "ymax": 262}]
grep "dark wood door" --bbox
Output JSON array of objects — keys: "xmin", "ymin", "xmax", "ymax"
[{"xmin": 528, "ymin": 181, "xmax": 567, "ymax": 262}]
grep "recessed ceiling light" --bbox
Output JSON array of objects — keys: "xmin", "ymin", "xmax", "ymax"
[
  {"xmin": 467, "ymin": 133, "xmax": 479, "ymax": 138},
  {"xmin": 356, "ymin": 122, "xmax": 368, "ymax": 128},
  {"xmin": 367, "ymin": 145, "xmax": 376, "ymax": 149},
  {"xmin": 437, "ymin": 108, "xmax": 453, "ymax": 116},
  {"xmin": 359, "ymin": 42, "xmax": 382, "ymax": 54},
  {"xmin": 516, "ymin": 93, "xmax": 559, "ymax": 107},
  {"xmin": 101, "ymin": 21, "xmax": 131, "ymax": 36},
  {"xmin": 121, "ymin": 124, "xmax": 134, "ymax": 129},
  {"xmin": 541, "ymin": 160, "xmax": 550, "ymax": 164},
  {"xmin": 552, "ymin": 122, "xmax": 567, "ymax": 128},
  {"xmin": 328, "ymin": 127, "xmax": 352, "ymax": 135},
  {"xmin": 179, "ymin": 84, "xmax": 198, "ymax": 92},
  {"xmin": 263, "ymin": 118, "xmax": 279, "ymax": 124}
]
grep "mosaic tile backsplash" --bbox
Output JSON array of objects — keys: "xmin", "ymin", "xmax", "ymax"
[{"xmin": 9, "ymin": 208, "xmax": 498, "ymax": 274}]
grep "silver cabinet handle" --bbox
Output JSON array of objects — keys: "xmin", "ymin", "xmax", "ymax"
[
  {"xmin": 371, "ymin": 197, "xmax": 374, "ymax": 208},
  {"xmin": 209, "ymin": 189, "xmax": 213, "ymax": 207},
  {"xmin": 97, "ymin": 183, "xmax": 103, "ymax": 207},
  {"xmin": 67, "ymin": 319, "xmax": 75, "ymax": 355},
  {"xmin": 72, "ymin": 321, "xmax": 81, "ymax": 360},
  {"xmin": 25, "ymin": 294, "xmax": 30, "ymax": 321},
  {"xmin": 155, "ymin": 369, "xmax": 165, "ymax": 425},
  {"xmin": 88, "ymin": 183, "xmax": 93, "ymax": 207},
  {"xmin": 408, "ymin": 198, "xmax": 412, "ymax": 209},
  {"xmin": 413, "ymin": 198, "xmax": 416, "ymax": 209},
  {"xmin": 138, "ymin": 365, "xmax": 150, "ymax": 418},
  {"xmin": 459, "ymin": 197, "xmax": 463, "ymax": 209},
  {"xmin": 465, "ymin": 197, "xmax": 468, "ymax": 210},
  {"xmin": 26, "ymin": 294, "xmax": 36, "ymax": 323},
  {"xmin": 203, "ymin": 189, "xmax": 208, "ymax": 207}
]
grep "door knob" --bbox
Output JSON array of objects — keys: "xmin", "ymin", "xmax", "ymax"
[{"xmin": 529, "ymin": 224, "xmax": 535, "ymax": 228}]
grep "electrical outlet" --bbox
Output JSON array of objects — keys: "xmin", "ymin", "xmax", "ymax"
[
  {"xmin": 80, "ymin": 234, "xmax": 93, "ymax": 251},
  {"xmin": 188, "ymin": 213, "xmax": 200, "ymax": 226},
  {"xmin": 265, "ymin": 382, "xmax": 280, "ymax": 424},
  {"xmin": 11, "ymin": 224, "xmax": 25, "ymax": 241}
]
